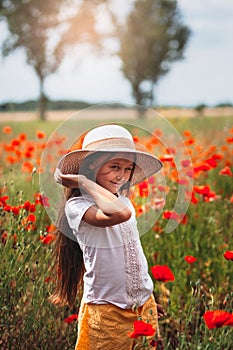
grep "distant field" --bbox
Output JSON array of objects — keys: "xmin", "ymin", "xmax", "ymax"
[{"xmin": 0, "ymin": 107, "xmax": 233, "ymax": 122}]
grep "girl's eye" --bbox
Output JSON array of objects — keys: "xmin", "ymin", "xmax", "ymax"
[{"xmin": 110, "ymin": 165, "xmax": 133, "ymax": 171}]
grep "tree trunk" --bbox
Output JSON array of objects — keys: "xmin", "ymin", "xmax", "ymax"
[
  {"xmin": 38, "ymin": 76, "xmax": 47, "ymax": 121},
  {"xmin": 133, "ymin": 83, "xmax": 146, "ymax": 118},
  {"xmin": 136, "ymin": 104, "xmax": 147, "ymax": 119},
  {"xmin": 149, "ymin": 81, "xmax": 155, "ymax": 107}
]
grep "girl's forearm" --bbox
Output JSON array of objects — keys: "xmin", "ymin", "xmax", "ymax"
[{"xmin": 80, "ymin": 176, "xmax": 131, "ymax": 216}]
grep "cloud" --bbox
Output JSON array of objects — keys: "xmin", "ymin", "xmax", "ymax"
[{"xmin": 178, "ymin": 0, "xmax": 233, "ymax": 48}]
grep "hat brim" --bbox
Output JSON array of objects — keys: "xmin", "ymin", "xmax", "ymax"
[{"xmin": 57, "ymin": 148, "xmax": 163, "ymax": 187}]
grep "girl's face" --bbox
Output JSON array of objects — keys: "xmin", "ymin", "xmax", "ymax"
[{"xmin": 89, "ymin": 153, "xmax": 134, "ymax": 193}]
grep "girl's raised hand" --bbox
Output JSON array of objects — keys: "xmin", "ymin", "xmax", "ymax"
[{"xmin": 54, "ymin": 168, "xmax": 85, "ymax": 188}]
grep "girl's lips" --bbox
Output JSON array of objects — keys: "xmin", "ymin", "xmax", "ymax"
[{"xmin": 111, "ymin": 181, "xmax": 124, "ymax": 186}]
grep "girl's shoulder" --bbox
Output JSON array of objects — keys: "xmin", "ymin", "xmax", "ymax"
[
  {"xmin": 118, "ymin": 194, "xmax": 131, "ymax": 203},
  {"xmin": 65, "ymin": 194, "xmax": 96, "ymax": 220},
  {"xmin": 118, "ymin": 194, "xmax": 135, "ymax": 211},
  {"xmin": 66, "ymin": 194, "xmax": 96, "ymax": 211},
  {"xmin": 67, "ymin": 193, "xmax": 95, "ymax": 204}
]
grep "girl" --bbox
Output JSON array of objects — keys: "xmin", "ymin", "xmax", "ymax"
[{"xmin": 51, "ymin": 124, "xmax": 163, "ymax": 349}]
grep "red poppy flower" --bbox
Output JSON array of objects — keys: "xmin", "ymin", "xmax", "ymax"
[
  {"xmin": 181, "ymin": 160, "xmax": 190, "ymax": 167},
  {"xmin": 180, "ymin": 214, "xmax": 188, "ymax": 225},
  {"xmin": 184, "ymin": 255, "xmax": 197, "ymax": 264},
  {"xmin": 204, "ymin": 190, "xmax": 218, "ymax": 202},
  {"xmin": 186, "ymin": 170, "xmax": 194, "ymax": 178},
  {"xmin": 6, "ymin": 155, "xmax": 17, "ymax": 164},
  {"xmin": 40, "ymin": 233, "xmax": 55, "ymax": 244},
  {"xmin": 212, "ymin": 153, "xmax": 222, "ymax": 160},
  {"xmin": 11, "ymin": 206, "xmax": 20, "ymax": 215},
  {"xmin": 22, "ymin": 161, "xmax": 34, "ymax": 173},
  {"xmin": 177, "ymin": 178, "xmax": 189, "ymax": 185},
  {"xmin": 4, "ymin": 205, "xmax": 11, "ymax": 212},
  {"xmin": 203, "ymin": 310, "xmax": 233, "ymax": 329},
  {"xmin": 183, "ymin": 130, "xmax": 191, "ymax": 137},
  {"xmin": 219, "ymin": 166, "xmax": 232, "ymax": 176},
  {"xmin": 223, "ymin": 250, "xmax": 233, "ymax": 261},
  {"xmin": 151, "ymin": 265, "xmax": 175, "ymax": 283},
  {"xmin": 24, "ymin": 151, "xmax": 33, "ymax": 159},
  {"xmin": 159, "ymin": 154, "xmax": 173, "ymax": 162},
  {"xmin": 11, "ymin": 139, "xmax": 20, "ymax": 147},
  {"xmin": 184, "ymin": 138, "xmax": 195, "ymax": 146},
  {"xmin": 166, "ymin": 147, "xmax": 176, "ymax": 155},
  {"xmin": 138, "ymin": 181, "xmax": 149, "ymax": 197},
  {"xmin": 225, "ymin": 317, "xmax": 233, "ymax": 326},
  {"xmin": 136, "ymin": 207, "xmax": 144, "ymax": 216},
  {"xmin": 2, "ymin": 125, "xmax": 12, "ymax": 134},
  {"xmin": 26, "ymin": 144, "xmax": 34, "ymax": 152},
  {"xmin": 148, "ymin": 176, "xmax": 155, "ymax": 184},
  {"xmin": 205, "ymin": 157, "xmax": 217, "ymax": 168},
  {"xmin": 27, "ymin": 214, "xmax": 36, "ymax": 223},
  {"xmin": 193, "ymin": 185, "xmax": 210, "ymax": 196},
  {"xmin": 194, "ymin": 164, "xmax": 210, "ymax": 173},
  {"xmin": 46, "ymin": 224, "xmax": 56, "ymax": 233},
  {"xmin": 154, "ymin": 198, "xmax": 166, "ymax": 210},
  {"xmin": 226, "ymin": 137, "xmax": 233, "ymax": 143},
  {"xmin": 163, "ymin": 211, "xmax": 179, "ymax": 220},
  {"xmin": 64, "ymin": 314, "xmax": 78, "ymax": 323},
  {"xmin": 34, "ymin": 193, "xmax": 43, "ymax": 205},
  {"xmin": 23, "ymin": 201, "xmax": 36, "ymax": 213},
  {"xmin": 35, "ymin": 193, "xmax": 50, "ymax": 207},
  {"xmin": 191, "ymin": 192, "xmax": 199, "ymax": 204},
  {"xmin": 36, "ymin": 130, "xmax": 46, "ymax": 139},
  {"xmin": 128, "ymin": 320, "xmax": 156, "ymax": 338},
  {"xmin": 0, "ymin": 196, "xmax": 9, "ymax": 207},
  {"xmin": 19, "ymin": 133, "xmax": 27, "ymax": 141}
]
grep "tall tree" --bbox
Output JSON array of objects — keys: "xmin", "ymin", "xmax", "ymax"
[
  {"xmin": 112, "ymin": 0, "xmax": 190, "ymax": 116},
  {"xmin": 0, "ymin": 0, "xmax": 106, "ymax": 120}
]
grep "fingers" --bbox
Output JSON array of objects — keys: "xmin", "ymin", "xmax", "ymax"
[
  {"xmin": 54, "ymin": 169, "xmax": 81, "ymax": 188},
  {"xmin": 54, "ymin": 168, "xmax": 63, "ymax": 185}
]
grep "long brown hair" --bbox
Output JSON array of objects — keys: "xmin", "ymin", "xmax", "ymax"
[
  {"xmin": 49, "ymin": 152, "xmax": 135, "ymax": 307},
  {"xmin": 49, "ymin": 188, "xmax": 85, "ymax": 308}
]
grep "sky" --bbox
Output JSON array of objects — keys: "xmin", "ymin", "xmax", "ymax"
[{"xmin": 0, "ymin": 0, "xmax": 233, "ymax": 107}]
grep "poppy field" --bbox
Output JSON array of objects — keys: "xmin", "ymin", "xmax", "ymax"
[{"xmin": 0, "ymin": 116, "xmax": 233, "ymax": 349}]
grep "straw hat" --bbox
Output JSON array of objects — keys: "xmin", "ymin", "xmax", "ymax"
[{"xmin": 56, "ymin": 124, "xmax": 163, "ymax": 186}]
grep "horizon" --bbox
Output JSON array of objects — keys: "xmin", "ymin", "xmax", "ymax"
[{"xmin": 1, "ymin": 98, "xmax": 232, "ymax": 108}]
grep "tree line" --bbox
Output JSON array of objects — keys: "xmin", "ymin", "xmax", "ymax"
[{"xmin": 0, "ymin": 0, "xmax": 190, "ymax": 120}]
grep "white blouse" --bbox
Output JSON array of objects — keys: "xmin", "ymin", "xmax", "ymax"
[{"xmin": 65, "ymin": 194, "xmax": 153, "ymax": 309}]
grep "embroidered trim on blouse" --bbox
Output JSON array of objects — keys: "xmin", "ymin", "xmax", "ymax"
[{"xmin": 121, "ymin": 221, "xmax": 142, "ymax": 307}]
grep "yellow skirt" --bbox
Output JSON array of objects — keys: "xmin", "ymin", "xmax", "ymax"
[{"xmin": 75, "ymin": 294, "xmax": 158, "ymax": 350}]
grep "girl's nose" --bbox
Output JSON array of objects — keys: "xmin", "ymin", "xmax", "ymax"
[
  {"xmin": 116, "ymin": 174, "xmax": 122, "ymax": 180},
  {"xmin": 116, "ymin": 169, "xmax": 124, "ymax": 180}
]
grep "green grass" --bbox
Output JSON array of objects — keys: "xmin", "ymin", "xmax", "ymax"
[{"xmin": 1, "ymin": 114, "xmax": 232, "ymax": 138}]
